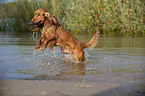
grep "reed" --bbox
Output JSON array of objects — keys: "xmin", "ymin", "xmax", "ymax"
[{"xmin": 0, "ymin": 0, "xmax": 144, "ymax": 36}]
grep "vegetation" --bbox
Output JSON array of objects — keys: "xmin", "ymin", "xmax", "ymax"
[{"xmin": 0, "ymin": 0, "xmax": 144, "ymax": 36}]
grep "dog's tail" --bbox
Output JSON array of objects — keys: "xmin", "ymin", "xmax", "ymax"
[{"xmin": 83, "ymin": 29, "xmax": 100, "ymax": 48}]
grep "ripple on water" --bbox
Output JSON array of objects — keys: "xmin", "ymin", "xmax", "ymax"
[{"xmin": 0, "ymin": 33, "xmax": 145, "ymax": 83}]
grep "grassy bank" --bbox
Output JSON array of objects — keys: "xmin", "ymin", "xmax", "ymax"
[{"xmin": 0, "ymin": 0, "xmax": 144, "ymax": 36}]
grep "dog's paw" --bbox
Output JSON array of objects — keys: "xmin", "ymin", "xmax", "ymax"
[
  {"xmin": 32, "ymin": 51, "xmax": 37, "ymax": 55},
  {"xmin": 33, "ymin": 50, "xmax": 39, "ymax": 55}
]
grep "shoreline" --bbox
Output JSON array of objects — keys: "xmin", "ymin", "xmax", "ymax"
[{"xmin": 0, "ymin": 80, "xmax": 144, "ymax": 96}]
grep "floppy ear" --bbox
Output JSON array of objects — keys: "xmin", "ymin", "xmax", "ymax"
[
  {"xmin": 44, "ymin": 12, "xmax": 60, "ymax": 25},
  {"xmin": 45, "ymin": 12, "xmax": 51, "ymax": 18},
  {"xmin": 51, "ymin": 16, "xmax": 59, "ymax": 25}
]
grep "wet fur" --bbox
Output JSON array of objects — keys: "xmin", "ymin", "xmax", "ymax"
[{"xmin": 31, "ymin": 8, "xmax": 99, "ymax": 61}]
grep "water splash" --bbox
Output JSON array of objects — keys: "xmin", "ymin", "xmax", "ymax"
[{"xmin": 31, "ymin": 32, "xmax": 38, "ymax": 40}]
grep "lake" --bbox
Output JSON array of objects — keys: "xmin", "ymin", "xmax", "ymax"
[{"xmin": 0, "ymin": 32, "xmax": 145, "ymax": 83}]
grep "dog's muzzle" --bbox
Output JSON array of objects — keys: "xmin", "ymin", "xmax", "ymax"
[
  {"xmin": 33, "ymin": 20, "xmax": 42, "ymax": 25},
  {"xmin": 32, "ymin": 20, "xmax": 44, "ymax": 28}
]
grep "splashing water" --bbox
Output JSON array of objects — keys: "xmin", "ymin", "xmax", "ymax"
[
  {"xmin": 31, "ymin": 32, "xmax": 38, "ymax": 40},
  {"xmin": 0, "ymin": 33, "xmax": 145, "ymax": 83}
]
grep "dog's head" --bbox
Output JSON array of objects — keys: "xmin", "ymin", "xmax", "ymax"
[{"xmin": 31, "ymin": 8, "xmax": 51, "ymax": 26}]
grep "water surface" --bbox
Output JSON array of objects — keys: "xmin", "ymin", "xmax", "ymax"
[{"xmin": 0, "ymin": 32, "xmax": 145, "ymax": 83}]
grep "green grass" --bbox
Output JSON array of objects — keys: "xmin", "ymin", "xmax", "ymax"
[{"xmin": 0, "ymin": 0, "xmax": 144, "ymax": 36}]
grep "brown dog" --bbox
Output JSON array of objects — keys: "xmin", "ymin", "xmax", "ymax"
[
  {"xmin": 31, "ymin": 10, "xmax": 59, "ymax": 52},
  {"xmin": 31, "ymin": 8, "xmax": 99, "ymax": 61}
]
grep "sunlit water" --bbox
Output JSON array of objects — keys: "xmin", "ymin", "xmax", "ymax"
[{"xmin": 0, "ymin": 32, "xmax": 145, "ymax": 83}]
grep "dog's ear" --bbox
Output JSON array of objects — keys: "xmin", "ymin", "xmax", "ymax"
[
  {"xmin": 45, "ymin": 12, "xmax": 51, "ymax": 18},
  {"xmin": 44, "ymin": 12, "xmax": 60, "ymax": 25},
  {"xmin": 44, "ymin": 12, "xmax": 52, "ymax": 21}
]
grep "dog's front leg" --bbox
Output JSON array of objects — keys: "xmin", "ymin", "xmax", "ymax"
[
  {"xmin": 34, "ymin": 35, "xmax": 44, "ymax": 52},
  {"xmin": 39, "ymin": 35, "xmax": 56, "ymax": 50}
]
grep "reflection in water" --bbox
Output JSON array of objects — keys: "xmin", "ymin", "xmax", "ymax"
[
  {"xmin": 32, "ymin": 62, "xmax": 85, "ymax": 81},
  {"xmin": 60, "ymin": 62, "xmax": 85, "ymax": 76},
  {"xmin": 0, "ymin": 32, "xmax": 145, "ymax": 83},
  {"xmin": 32, "ymin": 53, "xmax": 86, "ymax": 80}
]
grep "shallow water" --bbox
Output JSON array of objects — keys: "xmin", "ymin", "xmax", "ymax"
[{"xmin": 0, "ymin": 32, "xmax": 145, "ymax": 83}]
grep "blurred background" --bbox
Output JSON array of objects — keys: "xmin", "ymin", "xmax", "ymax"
[
  {"xmin": 0, "ymin": 0, "xmax": 144, "ymax": 36},
  {"xmin": 0, "ymin": 0, "xmax": 145, "ymax": 84}
]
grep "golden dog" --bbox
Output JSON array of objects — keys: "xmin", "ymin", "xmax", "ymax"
[{"xmin": 31, "ymin": 8, "xmax": 99, "ymax": 61}]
